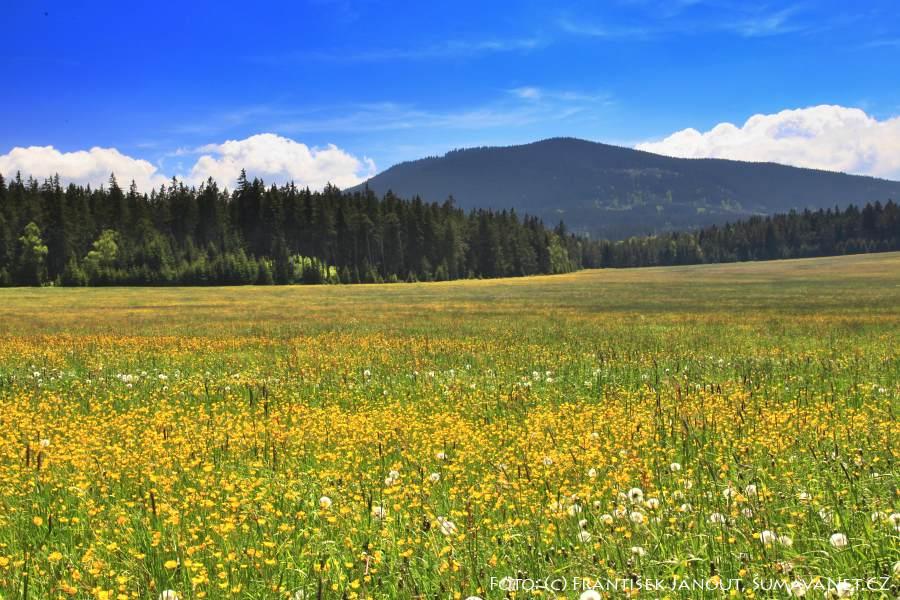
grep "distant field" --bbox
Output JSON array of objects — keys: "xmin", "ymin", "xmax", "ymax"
[
  {"xmin": 2, "ymin": 252, "xmax": 899, "ymax": 337},
  {"xmin": 1, "ymin": 253, "xmax": 898, "ymax": 599}
]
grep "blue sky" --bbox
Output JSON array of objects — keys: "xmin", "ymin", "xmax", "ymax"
[{"xmin": 2, "ymin": 0, "xmax": 900, "ymax": 189}]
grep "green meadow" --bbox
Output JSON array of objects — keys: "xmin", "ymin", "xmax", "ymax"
[{"xmin": 0, "ymin": 253, "xmax": 897, "ymax": 599}]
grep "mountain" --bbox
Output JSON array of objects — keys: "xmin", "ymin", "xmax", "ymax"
[{"xmin": 351, "ymin": 137, "xmax": 900, "ymax": 239}]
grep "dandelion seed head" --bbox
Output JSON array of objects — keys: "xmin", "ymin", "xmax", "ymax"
[
  {"xmin": 788, "ymin": 581, "xmax": 807, "ymax": 597},
  {"xmin": 437, "ymin": 516, "xmax": 457, "ymax": 536},
  {"xmin": 627, "ymin": 487, "xmax": 644, "ymax": 503}
]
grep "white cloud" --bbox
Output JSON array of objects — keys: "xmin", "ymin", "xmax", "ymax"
[
  {"xmin": 510, "ymin": 86, "xmax": 543, "ymax": 100},
  {"xmin": 0, "ymin": 145, "xmax": 169, "ymax": 191},
  {"xmin": 636, "ymin": 105, "xmax": 900, "ymax": 180},
  {"xmin": 0, "ymin": 134, "xmax": 376, "ymax": 192},
  {"xmin": 253, "ymin": 35, "xmax": 546, "ymax": 63},
  {"xmin": 187, "ymin": 133, "xmax": 375, "ymax": 189},
  {"xmin": 556, "ymin": 16, "xmax": 651, "ymax": 40}
]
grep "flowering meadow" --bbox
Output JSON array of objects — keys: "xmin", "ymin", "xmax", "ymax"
[{"xmin": 0, "ymin": 253, "xmax": 898, "ymax": 599}]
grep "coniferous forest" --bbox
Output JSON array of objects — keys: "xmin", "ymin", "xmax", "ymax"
[
  {"xmin": 594, "ymin": 200, "xmax": 900, "ymax": 268},
  {"xmin": 0, "ymin": 169, "xmax": 897, "ymax": 286},
  {"xmin": 0, "ymin": 171, "xmax": 585, "ymax": 286}
]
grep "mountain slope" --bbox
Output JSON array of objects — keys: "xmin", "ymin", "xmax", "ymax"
[{"xmin": 351, "ymin": 138, "xmax": 900, "ymax": 238}]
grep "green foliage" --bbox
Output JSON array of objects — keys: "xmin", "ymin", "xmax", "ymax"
[
  {"xmin": 594, "ymin": 201, "xmax": 900, "ymax": 267},
  {"xmin": 256, "ymin": 259, "xmax": 274, "ymax": 285},
  {"xmin": 292, "ymin": 255, "xmax": 336, "ymax": 285},
  {"xmin": 0, "ymin": 173, "xmax": 589, "ymax": 286},
  {"xmin": 83, "ymin": 229, "xmax": 119, "ymax": 282},
  {"xmin": 16, "ymin": 221, "xmax": 48, "ymax": 285},
  {"xmin": 548, "ymin": 234, "xmax": 574, "ymax": 274},
  {"xmin": 61, "ymin": 258, "xmax": 88, "ymax": 286}
]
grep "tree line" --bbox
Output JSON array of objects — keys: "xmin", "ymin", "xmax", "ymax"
[
  {"xmin": 590, "ymin": 201, "xmax": 900, "ymax": 268},
  {"xmin": 1, "ymin": 169, "xmax": 897, "ymax": 286},
  {"xmin": 0, "ymin": 171, "xmax": 584, "ymax": 286}
]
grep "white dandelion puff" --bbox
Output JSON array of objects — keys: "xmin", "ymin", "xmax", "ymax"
[
  {"xmin": 627, "ymin": 487, "xmax": 644, "ymax": 504},
  {"xmin": 888, "ymin": 512, "xmax": 900, "ymax": 531},
  {"xmin": 788, "ymin": 581, "xmax": 807, "ymax": 597},
  {"xmin": 826, "ymin": 581, "xmax": 854, "ymax": 598},
  {"xmin": 437, "ymin": 517, "xmax": 457, "ymax": 536}
]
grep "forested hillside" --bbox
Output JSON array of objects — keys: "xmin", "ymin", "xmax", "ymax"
[
  {"xmin": 353, "ymin": 137, "xmax": 900, "ymax": 238},
  {"xmin": 590, "ymin": 201, "xmax": 900, "ymax": 267}
]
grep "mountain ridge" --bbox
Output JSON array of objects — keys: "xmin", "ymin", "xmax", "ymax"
[{"xmin": 351, "ymin": 137, "xmax": 900, "ymax": 238}]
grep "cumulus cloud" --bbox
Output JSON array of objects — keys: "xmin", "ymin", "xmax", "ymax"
[
  {"xmin": 0, "ymin": 145, "xmax": 169, "ymax": 191},
  {"xmin": 636, "ymin": 105, "xmax": 900, "ymax": 180},
  {"xmin": 188, "ymin": 133, "xmax": 375, "ymax": 189},
  {"xmin": 0, "ymin": 134, "xmax": 375, "ymax": 191}
]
